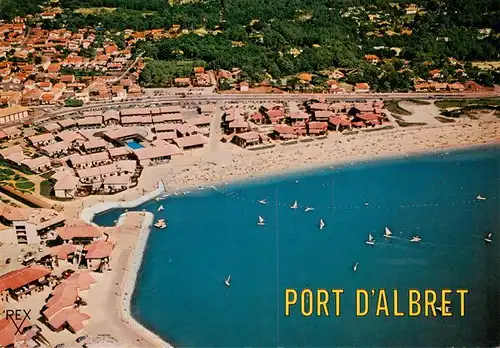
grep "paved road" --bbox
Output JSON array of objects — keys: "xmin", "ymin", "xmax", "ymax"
[
  {"xmin": 52, "ymin": 91, "xmax": 498, "ymax": 113},
  {"xmin": 17, "ymin": 91, "xmax": 500, "ymax": 127}
]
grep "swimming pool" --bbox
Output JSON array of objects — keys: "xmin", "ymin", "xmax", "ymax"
[{"xmin": 126, "ymin": 140, "xmax": 144, "ymax": 149}]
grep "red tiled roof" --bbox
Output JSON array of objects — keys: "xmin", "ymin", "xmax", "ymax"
[
  {"xmin": 55, "ymin": 220, "xmax": 103, "ymax": 240},
  {"xmin": 329, "ymin": 116, "xmax": 351, "ymax": 126},
  {"xmin": 274, "ymin": 125, "xmax": 296, "ymax": 135},
  {"xmin": 0, "ymin": 318, "xmax": 33, "ymax": 347},
  {"xmin": 84, "ymin": 240, "xmax": 114, "ymax": 259},
  {"xmin": 49, "ymin": 244, "xmax": 78, "ymax": 259},
  {"xmin": 0, "ymin": 265, "xmax": 51, "ymax": 292},
  {"xmin": 47, "ymin": 308, "xmax": 90, "ymax": 332},
  {"xmin": 356, "ymin": 113, "xmax": 379, "ymax": 121}
]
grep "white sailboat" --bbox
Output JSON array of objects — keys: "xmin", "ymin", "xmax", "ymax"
[
  {"xmin": 410, "ymin": 235, "xmax": 422, "ymax": 243},
  {"xmin": 383, "ymin": 227, "xmax": 392, "ymax": 238},
  {"xmin": 484, "ymin": 232, "xmax": 493, "ymax": 243},
  {"xmin": 436, "ymin": 305, "xmax": 452, "ymax": 315},
  {"xmin": 477, "ymin": 195, "xmax": 486, "ymax": 201},
  {"xmin": 258, "ymin": 216, "xmax": 265, "ymax": 226},
  {"xmin": 353, "ymin": 262, "xmax": 359, "ymax": 272},
  {"xmin": 258, "ymin": 199, "xmax": 268, "ymax": 205},
  {"xmin": 319, "ymin": 219, "xmax": 325, "ymax": 230},
  {"xmin": 365, "ymin": 233, "xmax": 375, "ymax": 246},
  {"xmin": 224, "ymin": 275, "xmax": 231, "ymax": 287},
  {"xmin": 157, "ymin": 205, "xmax": 164, "ymax": 212},
  {"xmin": 290, "ymin": 200, "xmax": 298, "ymax": 209},
  {"xmin": 305, "ymin": 207, "xmax": 315, "ymax": 212}
]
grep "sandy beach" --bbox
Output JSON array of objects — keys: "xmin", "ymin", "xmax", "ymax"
[
  {"xmin": 59, "ymin": 116, "xmax": 499, "ymax": 347},
  {"xmin": 63, "ymin": 118, "xmax": 499, "ymax": 217}
]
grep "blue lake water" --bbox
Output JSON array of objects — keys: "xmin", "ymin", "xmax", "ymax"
[
  {"xmin": 126, "ymin": 140, "xmax": 144, "ymax": 149},
  {"xmin": 94, "ymin": 145, "xmax": 500, "ymax": 347}
]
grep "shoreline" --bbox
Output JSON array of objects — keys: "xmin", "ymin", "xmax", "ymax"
[
  {"xmin": 115, "ymin": 211, "xmax": 172, "ymax": 348},
  {"xmin": 160, "ymin": 137, "xmax": 500, "ymax": 196},
  {"xmin": 81, "ymin": 124, "xmax": 499, "ymax": 348}
]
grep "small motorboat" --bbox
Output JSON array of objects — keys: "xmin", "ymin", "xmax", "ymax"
[
  {"xmin": 157, "ymin": 205, "xmax": 164, "ymax": 212},
  {"xmin": 305, "ymin": 207, "xmax": 315, "ymax": 212},
  {"xmin": 224, "ymin": 275, "xmax": 231, "ymax": 287},
  {"xmin": 154, "ymin": 219, "xmax": 167, "ymax": 228},
  {"xmin": 353, "ymin": 262, "xmax": 359, "ymax": 272},
  {"xmin": 258, "ymin": 199, "xmax": 268, "ymax": 205},
  {"xmin": 290, "ymin": 200, "xmax": 298, "ymax": 209},
  {"xmin": 476, "ymin": 195, "xmax": 486, "ymax": 201},
  {"xmin": 410, "ymin": 235, "xmax": 422, "ymax": 243},
  {"xmin": 365, "ymin": 233, "xmax": 375, "ymax": 246}
]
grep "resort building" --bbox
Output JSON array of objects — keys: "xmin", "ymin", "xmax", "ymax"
[
  {"xmin": 77, "ymin": 163, "xmax": 119, "ymax": 184},
  {"xmin": 154, "ymin": 123, "xmax": 178, "ymax": 134},
  {"xmin": 77, "ymin": 116, "xmax": 103, "ymax": 129},
  {"xmin": 42, "ymin": 122, "xmax": 61, "ymax": 133},
  {"xmin": 0, "ymin": 317, "xmax": 45, "ymax": 348},
  {"xmin": 231, "ymin": 131, "xmax": 262, "ymax": 148},
  {"xmin": 173, "ymin": 135, "xmax": 207, "ymax": 151},
  {"xmin": 69, "ymin": 152, "xmax": 112, "ymax": 170},
  {"xmin": 27, "ymin": 133, "xmax": 55, "ymax": 147},
  {"xmin": 306, "ymin": 121, "xmax": 329, "ymax": 135},
  {"xmin": 82, "ymin": 139, "xmax": 108, "ymax": 154},
  {"xmin": 152, "ymin": 113, "xmax": 183, "ymax": 124},
  {"xmin": 20, "ymin": 156, "xmax": 52, "ymax": 173},
  {"xmin": 55, "ymin": 220, "xmax": 103, "ymax": 244},
  {"xmin": 0, "ymin": 106, "xmax": 30, "ymax": 124},
  {"xmin": 227, "ymin": 118, "xmax": 250, "ymax": 134},
  {"xmin": 103, "ymin": 109, "xmax": 121, "ymax": 125},
  {"xmin": 1, "ymin": 125, "xmax": 22, "ymax": 139},
  {"xmin": 83, "ymin": 240, "xmax": 114, "ymax": 271},
  {"xmin": 55, "ymin": 130, "xmax": 87, "ymax": 144},
  {"xmin": 41, "ymin": 272, "xmax": 94, "ymax": 333},
  {"xmin": 57, "ymin": 118, "xmax": 77, "ymax": 130},
  {"xmin": 314, "ymin": 110, "xmax": 334, "ymax": 122},
  {"xmin": 328, "ymin": 115, "xmax": 351, "ymax": 131},
  {"xmin": 41, "ymin": 243, "xmax": 78, "ymax": 269},
  {"xmin": 186, "ymin": 115, "xmax": 211, "ymax": 128},
  {"xmin": 273, "ymin": 125, "xmax": 298, "ymax": 140},
  {"xmin": 0, "ymin": 265, "xmax": 53, "ymax": 302},
  {"xmin": 108, "ymin": 147, "xmax": 131, "ymax": 160},
  {"xmin": 132, "ymin": 144, "xmax": 181, "ymax": 166},
  {"xmin": 53, "ymin": 174, "xmax": 80, "ymax": 198},
  {"xmin": 40, "ymin": 141, "xmax": 74, "ymax": 158},
  {"xmin": 0, "ymin": 204, "xmax": 66, "ymax": 245}
]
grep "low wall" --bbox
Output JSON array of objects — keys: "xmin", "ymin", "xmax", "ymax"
[{"xmin": 81, "ymin": 181, "xmax": 165, "ymax": 225}]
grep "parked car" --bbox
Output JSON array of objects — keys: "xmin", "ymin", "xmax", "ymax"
[
  {"xmin": 54, "ymin": 344, "xmax": 65, "ymax": 348},
  {"xmin": 62, "ymin": 269, "xmax": 75, "ymax": 279},
  {"xmin": 5, "ymin": 258, "xmax": 11, "ymax": 264},
  {"xmin": 76, "ymin": 335, "xmax": 87, "ymax": 343}
]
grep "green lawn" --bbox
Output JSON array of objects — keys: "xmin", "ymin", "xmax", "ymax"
[
  {"xmin": 0, "ymin": 166, "xmax": 35, "ymax": 193},
  {"xmin": 15, "ymin": 181, "xmax": 35, "ymax": 190},
  {"xmin": 435, "ymin": 99, "xmax": 500, "ymax": 109},
  {"xmin": 40, "ymin": 180, "xmax": 54, "ymax": 198}
]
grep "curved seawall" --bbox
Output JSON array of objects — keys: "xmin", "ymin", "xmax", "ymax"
[{"xmin": 81, "ymin": 181, "xmax": 165, "ymax": 225}]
